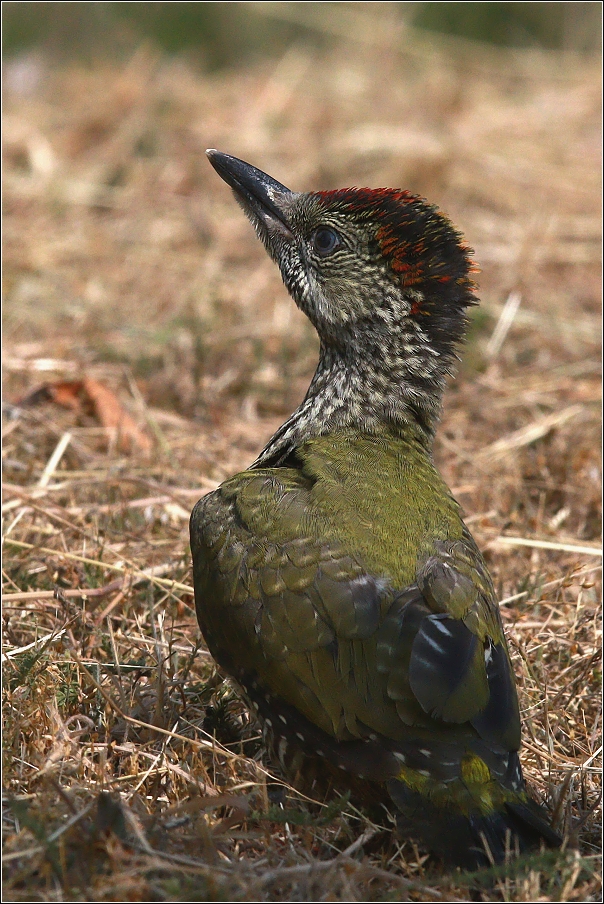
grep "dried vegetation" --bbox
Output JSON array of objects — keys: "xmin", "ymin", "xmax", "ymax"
[{"xmin": 2, "ymin": 7, "xmax": 602, "ymax": 901}]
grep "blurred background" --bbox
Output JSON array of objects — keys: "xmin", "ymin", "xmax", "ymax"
[
  {"xmin": 3, "ymin": 2, "xmax": 602, "ymax": 63},
  {"xmin": 3, "ymin": 0, "xmax": 601, "ymax": 417}
]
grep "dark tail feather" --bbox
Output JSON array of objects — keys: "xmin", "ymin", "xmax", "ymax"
[
  {"xmin": 504, "ymin": 797, "xmax": 562, "ymax": 849},
  {"xmin": 386, "ymin": 779, "xmax": 561, "ymax": 869}
]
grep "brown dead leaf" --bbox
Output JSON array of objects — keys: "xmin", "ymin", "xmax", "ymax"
[
  {"xmin": 18, "ymin": 378, "xmax": 152, "ymax": 455},
  {"xmin": 82, "ymin": 378, "xmax": 152, "ymax": 455},
  {"xmin": 19, "ymin": 380, "xmax": 85, "ymax": 410}
]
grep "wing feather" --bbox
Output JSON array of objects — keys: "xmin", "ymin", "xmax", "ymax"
[{"xmin": 190, "ymin": 439, "xmax": 521, "ymax": 758}]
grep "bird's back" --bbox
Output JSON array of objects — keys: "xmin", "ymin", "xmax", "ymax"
[
  {"xmin": 192, "ymin": 428, "xmax": 476, "ymax": 712},
  {"xmin": 190, "ymin": 430, "xmax": 561, "ymax": 865}
]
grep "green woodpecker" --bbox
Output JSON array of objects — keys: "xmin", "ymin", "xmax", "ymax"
[{"xmin": 190, "ymin": 151, "xmax": 560, "ymax": 867}]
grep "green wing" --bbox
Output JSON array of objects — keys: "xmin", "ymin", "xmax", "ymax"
[{"xmin": 190, "ymin": 432, "xmax": 520, "ymax": 768}]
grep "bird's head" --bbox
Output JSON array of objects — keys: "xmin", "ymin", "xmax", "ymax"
[{"xmin": 207, "ymin": 150, "xmax": 478, "ymax": 440}]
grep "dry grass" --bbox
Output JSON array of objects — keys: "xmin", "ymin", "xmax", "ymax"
[{"xmin": 2, "ymin": 9, "xmax": 601, "ymax": 901}]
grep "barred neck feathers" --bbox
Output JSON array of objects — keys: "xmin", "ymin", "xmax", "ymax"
[
  {"xmin": 254, "ymin": 188, "xmax": 477, "ymax": 466},
  {"xmin": 254, "ymin": 339, "xmax": 440, "ymax": 467}
]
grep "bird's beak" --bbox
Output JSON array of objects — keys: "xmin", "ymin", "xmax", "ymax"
[{"xmin": 206, "ymin": 150, "xmax": 295, "ymax": 239}]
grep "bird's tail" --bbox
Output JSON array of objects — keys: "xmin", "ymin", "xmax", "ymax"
[{"xmin": 386, "ymin": 776, "xmax": 561, "ymax": 868}]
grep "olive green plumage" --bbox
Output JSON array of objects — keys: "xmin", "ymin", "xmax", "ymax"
[
  {"xmin": 193, "ymin": 429, "xmax": 505, "ymax": 739},
  {"xmin": 190, "ymin": 151, "xmax": 560, "ymax": 866}
]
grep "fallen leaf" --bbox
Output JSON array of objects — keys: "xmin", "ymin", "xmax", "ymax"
[
  {"xmin": 18, "ymin": 378, "xmax": 152, "ymax": 455},
  {"xmin": 82, "ymin": 378, "xmax": 152, "ymax": 455},
  {"xmin": 20, "ymin": 381, "xmax": 84, "ymax": 410}
]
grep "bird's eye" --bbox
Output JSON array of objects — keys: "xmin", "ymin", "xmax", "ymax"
[{"xmin": 311, "ymin": 227, "xmax": 341, "ymax": 257}]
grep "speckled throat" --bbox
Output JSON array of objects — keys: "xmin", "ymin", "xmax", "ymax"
[{"xmin": 254, "ymin": 327, "xmax": 445, "ymax": 468}]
